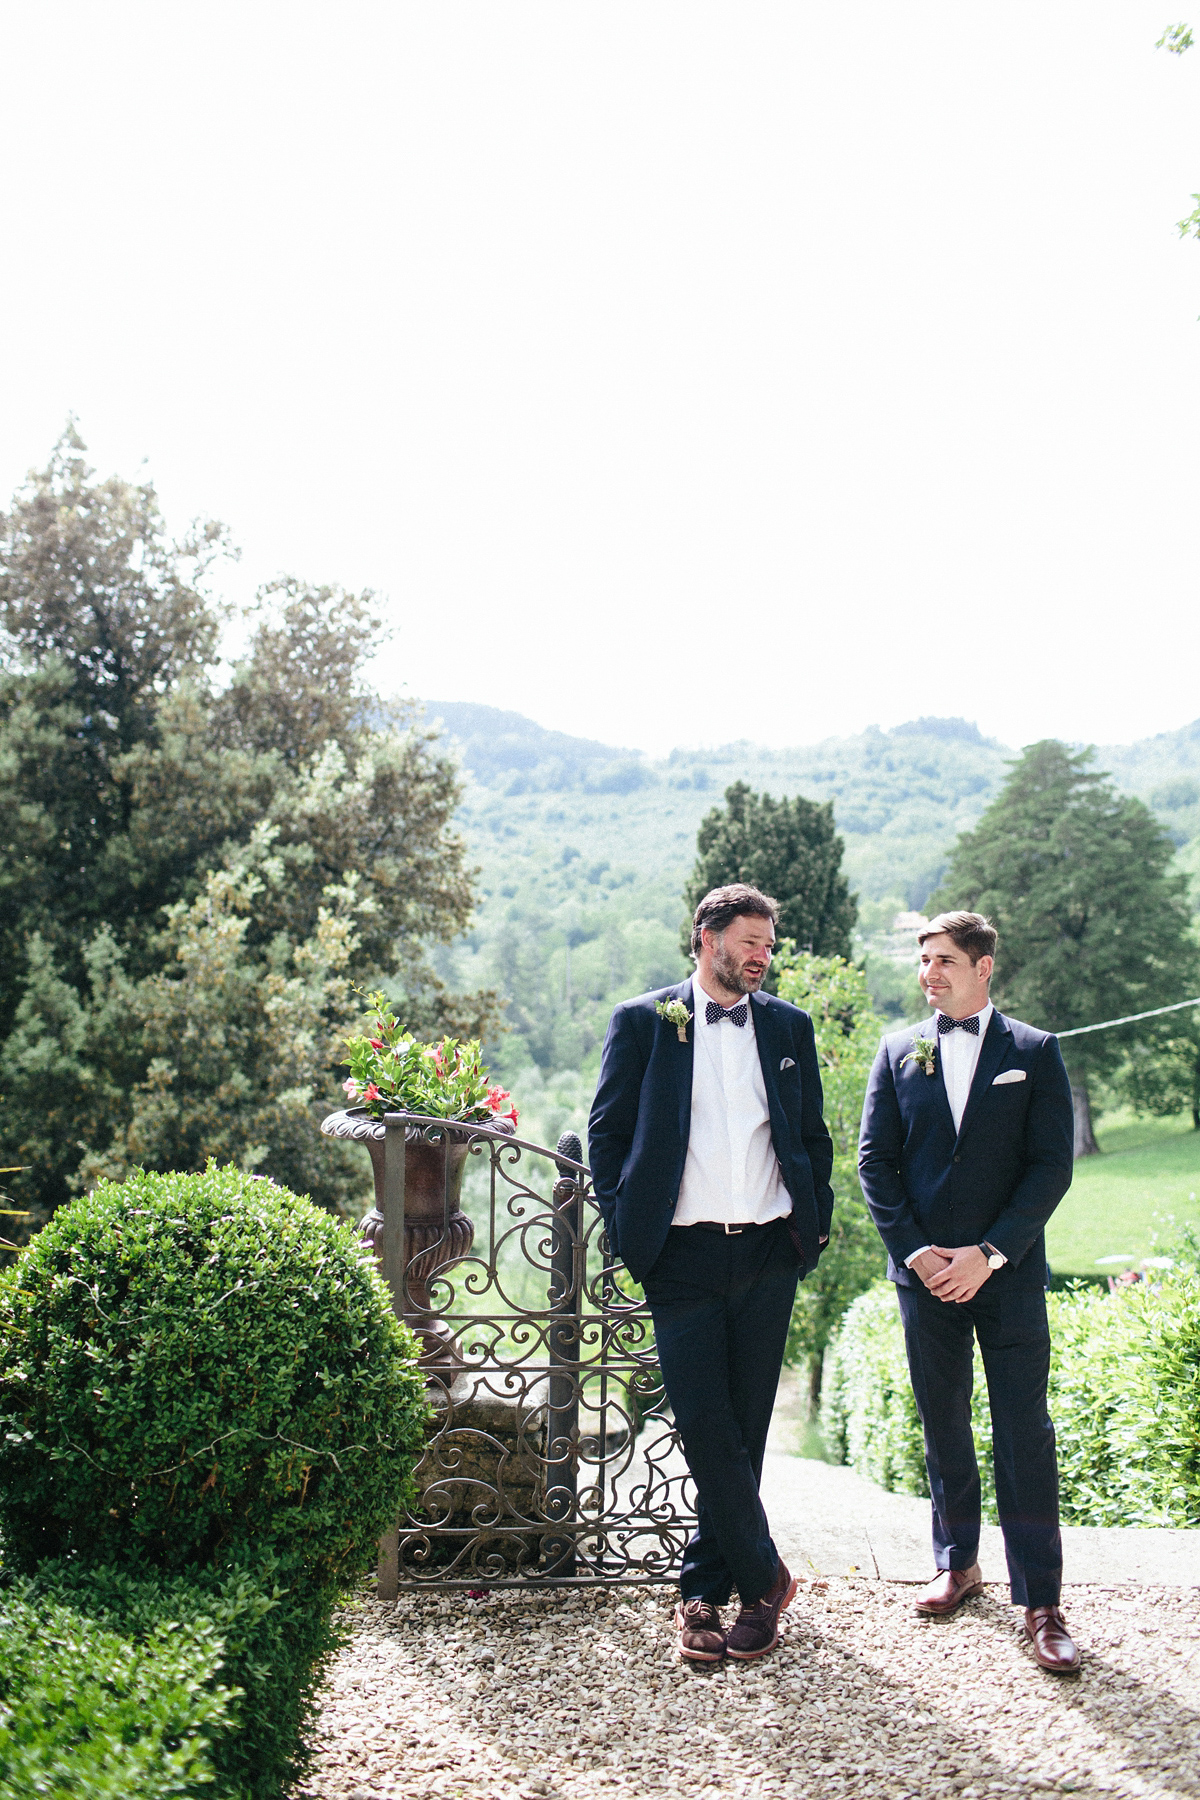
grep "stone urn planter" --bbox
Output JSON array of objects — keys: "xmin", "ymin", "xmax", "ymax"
[{"xmin": 320, "ymin": 1106, "xmax": 506, "ymax": 1374}]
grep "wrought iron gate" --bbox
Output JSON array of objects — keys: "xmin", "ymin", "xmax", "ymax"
[{"xmin": 321, "ymin": 1108, "xmax": 694, "ymax": 1591}]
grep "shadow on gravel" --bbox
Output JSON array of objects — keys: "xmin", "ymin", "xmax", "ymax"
[{"xmin": 294, "ymin": 1583, "xmax": 1200, "ymax": 1800}]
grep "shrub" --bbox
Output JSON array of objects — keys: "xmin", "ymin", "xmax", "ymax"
[
  {"xmin": 820, "ymin": 1282, "xmax": 932, "ymax": 1496},
  {"xmin": 1049, "ymin": 1276, "xmax": 1200, "ymax": 1526},
  {"xmin": 0, "ymin": 1557, "xmax": 344, "ymax": 1799},
  {"xmin": 0, "ymin": 1164, "xmax": 430, "ymax": 1582},
  {"xmin": 821, "ymin": 1274, "xmax": 1200, "ymax": 1528},
  {"xmin": 0, "ymin": 1578, "xmax": 231, "ymax": 1800}
]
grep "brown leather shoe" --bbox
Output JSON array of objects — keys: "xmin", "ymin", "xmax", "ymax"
[
  {"xmin": 914, "ymin": 1564, "xmax": 984, "ymax": 1616},
  {"xmin": 674, "ymin": 1598, "xmax": 726, "ymax": 1662},
  {"xmin": 1025, "ymin": 1605, "xmax": 1081, "ymax": 1673},
  {"xmin": 725, "ymin": 1560, "xmax": 797, "ymax": 1661}
]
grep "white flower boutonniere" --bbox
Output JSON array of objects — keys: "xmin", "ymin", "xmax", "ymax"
[
  {"xmin": 655, "ymin": 998, "xmax": 693, "ymax": 1043},
  {"xmin": 900, "ymin": 1034, "xmax": 938, "ymax": 1077}
]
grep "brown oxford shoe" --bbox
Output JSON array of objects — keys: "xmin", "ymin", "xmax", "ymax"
[
  {"xmin": 674, "ymin": 1597, "xmax": 726, "ymax": 1662},
  {"xmin": 725, "ymin": 1560, "xmax": 797, "ymax": 1661},
  {"xmin": 914, "ymin": 1564, "xmax": 984, "ymax": 1617},
  {"xmin": 1025, "ymin": 1605, "xmax": 1081, "ymax": 1673}
]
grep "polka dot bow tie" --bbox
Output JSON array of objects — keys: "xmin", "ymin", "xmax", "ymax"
[
  {"xmin": 937, "ymin": 1012, "xmax": 980, "ymax": 1035},
  {"xmin": 706, "ymin": 1000, "xmax": 748, "ymax": 1027}
]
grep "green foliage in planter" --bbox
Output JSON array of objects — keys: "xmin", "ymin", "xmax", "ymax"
[
  {"xmin": 0, "ymin": 1164, "xmax": 431, "ymax": 1581},
  {"xmin": 0, "ymin": 1578, "xmax": 231, "ymax": 1800},
  {"xmin": 2, "ymin": 1557, "xmax": 345, "ymax": 1800},
  {"xmin": 821, "ymin": 1274, "xmax": 1200, "ymax": 1527}
]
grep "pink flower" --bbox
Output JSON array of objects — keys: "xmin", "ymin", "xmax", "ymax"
[
  {"xmin": 433, "ymin": 1047, "xmax": 445, "ymax": 1074},
  {"xmin": 365, "ymin": 1083, "xmax": 381, "ymax": 1102},
  {"xmin": 342, "ymin": 1078, "xmax": 358, "ymax": 1097},
  {"xmin": 369, "ymin": 1038, "xmax": 384, "ymax": 1051},
  {"xmin": 485, "ymin": 1084, "xmax": 511, "ymax": 1114},
  {"xmin": 504, "ymin": 1106, "xmax": 519, "ymax": 1128}
]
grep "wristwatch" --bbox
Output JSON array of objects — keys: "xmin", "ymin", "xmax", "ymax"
[{"xmin": 979, "ymin": 1241, "xmax": 1007, "ymax": 1270}]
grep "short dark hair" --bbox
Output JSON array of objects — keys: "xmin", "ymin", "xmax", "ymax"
[
  {"xmin": 689, "ymin": 884, "xmax": 779, "ymax": 958},
  {"xmin": 918, "ymin": 910, "xmax": 997, "ymax": 965}
]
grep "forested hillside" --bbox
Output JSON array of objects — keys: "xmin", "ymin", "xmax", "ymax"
[{"xmin": 427, "ymin": 701, "xmax": 1200, "ymax": 1094}]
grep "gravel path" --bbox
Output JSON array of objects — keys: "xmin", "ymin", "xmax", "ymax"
[{"xmin": 294, "ymin": 1579, "xmax": 1200, "ymax": 1800}]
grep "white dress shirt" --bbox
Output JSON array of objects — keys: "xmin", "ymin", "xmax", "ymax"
[
  {"xmin": 939, "ymin": 1000, "xmax": 993, "ymax": 1134},
  {"xmin": 903, "ymin": 1001, "xmax": 996, "ymax": 1269},
  {"xmin": 673, "ymin": 977, "xmax": 792, "ymax": 1229}
]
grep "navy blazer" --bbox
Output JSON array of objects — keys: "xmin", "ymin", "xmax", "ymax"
[
  {"xmin": 588, "ymin": 978, "xmax": 835, "ymax": 1284},
  {"xmin": 857, "ymin": 1009, "xmax": 1074, "ymax": 1291}
]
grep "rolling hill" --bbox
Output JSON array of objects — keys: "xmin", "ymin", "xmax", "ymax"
[{"xmin": 421, "ymin": 702, "xmax": 1200, "ymax": 1085}]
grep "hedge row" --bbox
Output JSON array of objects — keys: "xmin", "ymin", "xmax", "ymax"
[
  {"xmin": 821, "ymin": 1273, "xmax": 1200, "ymax": 1528},
  {"xmin": 0, "ymin": 1165, "xmax": 430, "ymax": 1796},
  {"xmin": 0, "ymin": 1558, "xmax": 342, "ymax": 1800}
]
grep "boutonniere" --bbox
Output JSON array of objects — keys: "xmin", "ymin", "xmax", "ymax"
[
  {"xmin": 655, "ymin": 998, "xmax": 693, "ymax": 1043},
  {"xmin": 900, "ymin": 1034, "xmax": 938, "ymax": 1077}
]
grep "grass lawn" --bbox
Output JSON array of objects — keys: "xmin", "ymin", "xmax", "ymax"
[{"xmin": 1044, "ymin": 1109, "xmax": 1200, "ymax": 1276}]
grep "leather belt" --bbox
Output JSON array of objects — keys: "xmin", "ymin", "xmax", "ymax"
[{"xmin": 683, "ymin": 1219, "xmax": 771, "ymax": 1236}]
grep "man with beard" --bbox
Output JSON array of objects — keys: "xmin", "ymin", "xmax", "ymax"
[{"xmin": 589, "ymin": 884, "xmax": 834, "ymax": 1662}]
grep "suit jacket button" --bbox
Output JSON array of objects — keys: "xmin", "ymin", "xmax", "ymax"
[{"xmin": 953, "ymin": 1154, "xmax": 961, "ymax": 1163}]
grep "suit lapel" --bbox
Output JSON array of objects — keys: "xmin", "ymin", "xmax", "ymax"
[
  {"xmin": 751, "ymin": 990, "xmax": 781, "ymax": 1108},
  {"xmin": 954, "ymin": 1009, "xmax": 1013, "ymax": 1149},
  {"xmin": 674, "ymin": 978, "xmax": 696, "ymax": 1150}
]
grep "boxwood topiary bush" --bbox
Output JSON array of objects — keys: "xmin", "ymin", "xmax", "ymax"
[
  {"xmin": 820, "ymin": 1272, "xmax": 1200, "ymax": 1527},
  {"xmin": 0, "ymin": 1164, "xmax": 430, "ymax": 1582},
  {"xmin": 0, "ymin": 1557, "xmax": 344, "ymax": 1800},
  {"xmin": 0, "ymin": 1577, "xmax": 232, "ymax": 1800}
]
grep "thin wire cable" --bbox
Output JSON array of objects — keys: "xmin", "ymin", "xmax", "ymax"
[{"xmin": 1054, "ymin": 996, "xmax": 1200, "ymax": 1039}]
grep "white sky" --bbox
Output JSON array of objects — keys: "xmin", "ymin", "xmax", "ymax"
[{"xmin": 1, "ymin": 3, "xmax": 1198, "ymax": 757}]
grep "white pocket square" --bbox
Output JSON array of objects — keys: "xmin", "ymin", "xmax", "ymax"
[
  {"xmin": 992, "ymin": 1069, "xmax": 1026, "ymax": 1085},
  {"xmin": 780, "ymin": 1057, "xmax": 796, "ymax": 1070}
]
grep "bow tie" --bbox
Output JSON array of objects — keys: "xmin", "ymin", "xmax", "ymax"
[
  {"xmin": 706, "ymin": 1000, "xmax": 748, "ymax": 1027},
  {"xmin": 937, "ymin": 1012, "xmax": 981, "ymax": 1036}
]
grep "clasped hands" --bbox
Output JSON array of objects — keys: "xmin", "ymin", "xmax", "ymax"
[{"xmin": 910, "ymin": 1243, "xmax": 992, "ymax": 1304}]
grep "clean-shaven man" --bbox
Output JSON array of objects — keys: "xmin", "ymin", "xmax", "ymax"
[
  {"xmin": 589, "ymin": 884, "xmax": 834, "ymax": 1663},
  {"xmin": 858, "ymin": 911, "xmax": 1080, "ymax": 1672}
]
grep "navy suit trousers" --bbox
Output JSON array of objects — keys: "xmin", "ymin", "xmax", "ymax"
[
  {"xmin": 896, "ymin": 1278, "xmax": 1063, "ymax": 1608},
  {"xmin": 642, "ymin": 1219, "xmax": 800, "ymax": 1607}
]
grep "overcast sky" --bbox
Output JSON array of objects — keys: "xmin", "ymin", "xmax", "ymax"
[{"xmin": 2, "ymin": 3, "xmax": 1198, "ymax": 757}]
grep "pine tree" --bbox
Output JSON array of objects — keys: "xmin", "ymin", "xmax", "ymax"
[
  {"xmin": 680, "ymin": 780, "xmax": 857, "ymax": 971},
  {"xmin": 931, "ymin": 741, "xmax": 1198, "ymax": 1153}
]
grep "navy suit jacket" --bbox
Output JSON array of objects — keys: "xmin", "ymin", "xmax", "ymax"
[
  {"xmin": 588, "ymin": 978, "xmax": 835, "ymax": 1284},
  {"xmin": 858, "ymin": 1009, "xmax": 1074, "ymax": 1291}
]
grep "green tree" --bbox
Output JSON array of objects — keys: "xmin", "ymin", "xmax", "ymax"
[
  {"xmin": 774, "ymin": 949, "xmax": 888, "ymax": 1407},
  {"xmin": 1111, "ymin": 1008, "xmax": 1200, "ymax": 1131},
  {"xmin": 0, "ymin": 427, "xmax": 230, "ymax": 1024},
  {"xmin": 930, "ymin": 741, "xmax": 1198, "ymax": 1154},
  {"xmin": 0, "ymin": 433, "xmax": 492, "ymax": 1224},
  {"xmin": 680, "ymin": 780, "xmax": 858, "ymax": 972}
]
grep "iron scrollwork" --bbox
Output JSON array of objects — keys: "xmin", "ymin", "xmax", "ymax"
[{"xmin": 320, "ymin": 1108, "xmax": 694, "ymax": 1590}]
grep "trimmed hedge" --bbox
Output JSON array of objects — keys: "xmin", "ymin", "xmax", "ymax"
[
  {"xmin": 0, "ymin": 1580, "xmax": 231, "ymax": 1800},
  {"xmin": 0, "ymin": 1557, "xmax": 345, "ymax": 1799},
  {"xmin": 0, "ymin": 1164, "xmax": 430, "ymax": 1581},
  {"xmin": 821, "ymin": 1274, "xmax": 1200, "ymax": 1528},
  {"xmin": 0, "ymin": 1165, "xmax": 431, "ymax": 1794}
]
